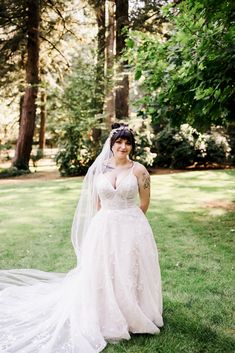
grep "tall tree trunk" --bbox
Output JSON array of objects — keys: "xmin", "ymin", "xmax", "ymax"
[
  {"xmin": 13, "ymin": 0, "xmax": 40, "ymax": 170},
  {"xmin": 39, "ymin": 90, "xmax": 46, "ymax": 151},
  {"xmin": 19, "ymin": 94, "xmax": 24, "ymax": 126},
  {"xmin": 115, "ymin": 0, "xmax": 129, "ymax": 119},
  {"xmin": 96, "ymin": 0, "xmax": 105, "ymax": 108},
  {"xmin": 104, "ymin": 0, "xmax": 116, "ymax": 127},
  {"xmin": 92, "ymin": 0, "xmax": 106, "ymax": 141}
]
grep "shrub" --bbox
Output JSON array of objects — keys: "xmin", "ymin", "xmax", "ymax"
[
  {"xmin": 153, "ymin": 124, "xmax": 231, "ymax": 169},
  {"xmin": 0, "ymin": 167, "xmax": 29, "ymax": 179},
  {"xmin": 54, "ymin": 56, "xmax": 105, "ymax": 176},
  {"xmin": 132, "ymin": 119, "xmax": 156, "ymax": 166},
  {"xmin": 55, "ymin": 120, "xmax": 104, "ymax": 176},
  {"xmin": 0, "ymin": 142, "xmax": 12, "ymax": 161}
]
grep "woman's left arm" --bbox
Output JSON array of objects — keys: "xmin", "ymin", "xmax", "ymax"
[{"xmin": 135, "ymin": 164, "xmax": 151, "ymax": 214}]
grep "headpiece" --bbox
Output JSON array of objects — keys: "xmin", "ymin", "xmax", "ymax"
[{"xmin": 110, "ymin": 125, "xmax": 133, "ymax": 138}]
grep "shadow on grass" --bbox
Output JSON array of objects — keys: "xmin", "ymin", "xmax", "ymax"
[
  {"xmin": 160, "ymin": 299, "xmax": 235, "ymax": 353},
  {"xmin": 104, "ymin": 298, "xmax": 235, "ymax": 353}
]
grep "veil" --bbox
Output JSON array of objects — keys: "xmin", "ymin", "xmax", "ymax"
[{"xmin": 71, "ymin": 137, "xmax": 112, "ymax": 261}]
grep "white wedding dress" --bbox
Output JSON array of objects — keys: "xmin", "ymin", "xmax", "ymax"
[{"xmin": 0, "ymin": 165, "xmax": 163, "ymax": 353}]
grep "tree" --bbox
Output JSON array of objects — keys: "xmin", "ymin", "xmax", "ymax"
[
  {"xmin": 115, "ymin": 0, "xmax": 129, "ymax": 119},
  {"xmin": 55, "ymin": 57, "xmax": 105, "ymax": 176},
  {"xmin": 92, "ymin": 0, "xmax": 106, "ymax": 112},
  {"xmin": 12, "ymin": 0, "xmax": 40, "ymax": 170},
  {"xmin": 0, "ymin": 0, "xmax": 77, "ymax": 169},
  {"xmin": 104, "ymin": 0, "xmax": 116, "ymax": 126},
  {"xmin": 129, "ymin": 0, "xmax": 181, "ymax": 32},
  {"xmin": 127, "ymin": 0, "xmax": 235, "ymax": 130},
  {"xmin": 89, "ymin": 0, "xmax": 130, "ymax": 125},
  {"xmin": 88, "ymin": 0, "xmax": 106, "ymax": 140},
  {"xmin": 39, "ymin": 90, "xmax": 46, "ymax": 151}
]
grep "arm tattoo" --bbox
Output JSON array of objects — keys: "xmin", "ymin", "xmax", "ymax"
[{"xmin": 142, "ymin": 172, "xmax": 150, "ymax": 189}]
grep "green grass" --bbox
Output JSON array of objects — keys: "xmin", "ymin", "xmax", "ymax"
[{"xmin": 0, "ymin": 170, "xmax": 234, "ymax": 353}]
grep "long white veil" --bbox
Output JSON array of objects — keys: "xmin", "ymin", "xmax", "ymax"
[
  {"xmin": 0, "ymin": 136, "xmax": 112, "ymax": 290},
  {"xmin": 71, "ymin": 137, "xmax": 112, "ymax": 261}
]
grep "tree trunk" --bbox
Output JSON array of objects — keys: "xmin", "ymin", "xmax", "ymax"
[
  {"xmin": 19, "ymin": 94, "xmax": 24, "ymax": 126},
  {"xmin": 39, "ymin": 90, "xmax": 46, "ymax": 151},
  {"xmin": 115, "ymin": 0, "xmax": 129, "ymax": 119},
  {"xmin": 13, "ymin": 0, "xmax": 40, "ymax": 170},
  {"xmin": 92, "ymin": 0, "xmax": 106, "ymax": 141},
  {"xmin": 104, "ymin": 0, "xmax": 116, "ymax": 127},
  {"xmin": 96, "ymin": 0, "xmax": 105, "ymax": 106}
]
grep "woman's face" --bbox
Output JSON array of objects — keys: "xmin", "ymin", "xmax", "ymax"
[{"xmin": 112, "ymin": 138, "xmax": 132, "ymax": 159}]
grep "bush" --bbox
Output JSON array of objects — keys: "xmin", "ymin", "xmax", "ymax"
[
  {"xmin": 0, "ymin": 167, "xmax": 29, "ymax": 179},
  {"xmin": 227, "ymin": 123, "xmax": 235, "ymax": 165},
  {"xmin": 0, "ymin": 142, "xmax": 12, "ymax": 161},
  {"xmin": 31, "ymin": 149, "xmax": 44, "ymax": 168},
  {"xmin": 153, "ymin": 125, "xmax": 197, "ymax": 168},
  {"xmin": 55, "ymin": 121, "xmax": 104, "ymax": 176},
  {"xmin": 54, "ymin": 56, "xmax": 105, "ymax": 176},
  {"xmin": 153, "ymin": 124, "xmax": 231, "ymax": 169},
  {"xmin": 132, "ymin": 118, "xmax": 156, "ymax": 167},
  {"xmin": 127, "ymin": 1, "xmax": 234, "ymax": 129}
]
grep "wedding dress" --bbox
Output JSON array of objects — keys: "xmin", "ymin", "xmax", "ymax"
[{"xmin": 0, "ymin": 163, "xmax": 163, "ymax": 353}]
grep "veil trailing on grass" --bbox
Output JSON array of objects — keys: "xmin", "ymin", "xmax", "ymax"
[
  {"xmin": 71, "ymin": 137, "xmax": 112, "ymax": 260},
  {"xmin": 0, "ymin": 137, "xmax": 112, "ymax": 287}
]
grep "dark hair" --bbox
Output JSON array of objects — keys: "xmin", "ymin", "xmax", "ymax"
[{"xmin": 110, "ymin": 123, "xmax": 135, "ymax": 154}]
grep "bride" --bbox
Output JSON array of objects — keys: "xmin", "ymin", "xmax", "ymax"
[{"xmin": 0, "ymin": 123, "xmax": 163, "ymax": 353}]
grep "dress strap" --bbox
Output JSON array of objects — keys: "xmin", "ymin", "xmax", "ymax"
[{"xmin": 131, "ymin": 161, "xmax": 136, "ymax": 173}]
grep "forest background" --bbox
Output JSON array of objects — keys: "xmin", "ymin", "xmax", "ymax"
[{"xmin": 0, "ymin": 0, "xmax": 234, "ymax": 177}]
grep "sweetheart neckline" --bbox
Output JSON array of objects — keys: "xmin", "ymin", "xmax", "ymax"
[{"xmin": 102, "ymin": 172, "xmax": 137, "ymax": 192}]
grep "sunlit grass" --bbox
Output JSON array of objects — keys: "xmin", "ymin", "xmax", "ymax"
[
  {"xmin": 0, "ymin": 177, "xmax": 82, "ymax": 271},
  {"xmin": 0, "ymin": 170, "xmax": 234, "ymax": 353}
]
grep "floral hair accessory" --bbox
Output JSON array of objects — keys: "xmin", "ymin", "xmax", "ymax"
[{"xmin": 110, "ymin": 126, "xmax": 133, "ymax": 137}]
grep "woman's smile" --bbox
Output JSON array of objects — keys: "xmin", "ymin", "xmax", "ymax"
[{"xmin": 112, "ymin": 138, "xmax": 132, "ymax": 158}]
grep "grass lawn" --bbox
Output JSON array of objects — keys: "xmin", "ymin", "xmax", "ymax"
[{"xmin": 0, "ymin": 170, "xmax": 234, "ymax": 353}]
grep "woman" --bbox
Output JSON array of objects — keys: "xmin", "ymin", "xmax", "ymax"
[{"xmin": 0, "ymin": 123, "xmax": 163, "ymax": 353}]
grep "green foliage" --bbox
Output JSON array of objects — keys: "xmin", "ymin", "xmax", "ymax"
[
  {"xmin": 0, "ymin": 0, "xmax": 81, "ymax": 146},
  {"xmin": 30, "ymin": 148, "xmax": 44, "ymax": 168},
  {"xmin": 0, "ymin": 142, "xmax": 12, "ymax": 161},
  {"xmin": 55, "ymin": 58, "xmax": 105, "ymax": 176},
  {"xmin": 155, "ymin": 126, "xmax": 196, "ymax": 168},
  {"xmin": 227, "ymin": 123, "xmax": 235, "ymax": 164},
  {"xmin": 55, "ymin": 120, "xmax": 101, "ymax": 176},
  {"xmin": 0, "ymin": 167, "xmax": 29, "ymax": 178},
  {"xmin": 131, "ymin": 118, "xmax": 157, "ymax": 166},
  {"xmin": 129, "ymin": 0, "xmax": 169, "ymax": 32},
  {"xmin": 127, "ymin": 0, "xmax": 235, "ymax": 130},
  {"xmin": 0, "ymin": 0, "xmax": 73, "ymax": 88},
  {"xmin": 154, "ymin": 124, "xmax": 231, "ymax": 168},
  {"xmin": 54, "ymin": 55, "xmax": 160, "ymax": 174}
]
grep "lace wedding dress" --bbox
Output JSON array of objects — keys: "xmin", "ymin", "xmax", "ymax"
[{"xmin": 0, "ymin": 165, "xmax": 163, "ymax": 353}]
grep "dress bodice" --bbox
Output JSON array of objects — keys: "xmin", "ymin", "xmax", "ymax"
[{"xmin": 96, "ymin": 170, "xmax": 138, "ymax": 210}]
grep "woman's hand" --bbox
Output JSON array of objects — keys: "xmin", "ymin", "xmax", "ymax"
[{"xmin": 96, "ymin": 196, "xmax": 101, "ymax": 211}]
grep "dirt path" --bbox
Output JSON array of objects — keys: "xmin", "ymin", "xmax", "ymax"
[
  {"xmin": 0, "ymin": 170, "xmax": 61, "ymax": 185},
  {"xmin": 0, "ymin": 158, "xmax": 61, "ymax": 184},
  {"xmin": 0, "ymin": 166, "xmax": 188, "ymax": 185},
  {"xmin": 0, "ymin": 157, "xmax": 233, "ymax": 185}
]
